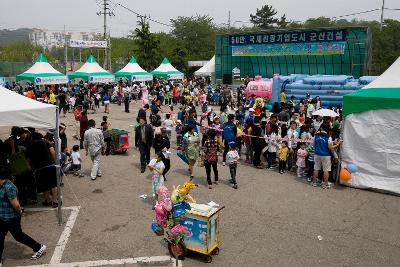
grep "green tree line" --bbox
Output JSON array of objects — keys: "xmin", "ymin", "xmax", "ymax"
[{"xmin": 1, "ymin": 5, "xmax": 399, "ymax": 76}]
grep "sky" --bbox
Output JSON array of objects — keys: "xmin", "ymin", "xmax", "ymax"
[{"xmin": 1, "ymin": 0, "xmax": 399, "ymax": 37}]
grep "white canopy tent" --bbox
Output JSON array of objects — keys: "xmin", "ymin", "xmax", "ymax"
[
  {"xmin": 114, "ymin": 56, "xmax": 153, "ymax": 81},
  {"xmin": 0, "ymin": 87, "xmax": 63, "ymax": 222},
  {"xmin": 194, "ymin": 56, "xmax": 215, "ymax": 77},
  {"xmin": 341, "ymin": 57, "xmax": 400, "ymax": 195},
  {"xmin": 151, "ymin": 58, "xmax": 184, "ymax": 80},
  {"xmin": 68, "ymin": 55, "xmax": 115, "ymax": 83},
  {"xmin": 16, "ymin": 54, "xmax": 68, "ymax": 85}
]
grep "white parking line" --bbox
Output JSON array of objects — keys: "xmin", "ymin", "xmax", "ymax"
[
  {"xmin": 18, "ymin": 256, "xmax": 181, "ymax": 267},
  {"xmin": 49, "ymin": 206, "xmax": 80, "ymax": 264},
  {"xmin": 19, "ymin": 206, "xmax": 181, "ymax": 267}
]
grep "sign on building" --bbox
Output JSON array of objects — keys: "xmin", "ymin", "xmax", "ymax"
[{"xmin": 69, "ymin": 40, "xmax": 107, "ymax": 48}]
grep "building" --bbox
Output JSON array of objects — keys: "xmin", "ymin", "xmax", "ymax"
[
  {"xmin": 29, "ymin": 29, "xmax": 99, "ymax": 48},
  {"xmin": 215, "ymin": 27, "xmax": 372, "ymax": 83}
]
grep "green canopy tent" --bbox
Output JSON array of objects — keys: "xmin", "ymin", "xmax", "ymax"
[
  {"xmin": 68, "ymin": 55, "xmax": 114, "ymax": 83},
  {"xmin": 151, "ymin": 57, "xmax": 184, "ymax": 80},
  {"xmin": 114, "ymin": 56, "xmax": 153, "ymax": 82},
  {"xmin": 341, "ymin": 57, "xmax": 400, "ymax": 194},
  {"xmin": 16, "ymin": 53, "xmax": 68, "ymax": 85}
]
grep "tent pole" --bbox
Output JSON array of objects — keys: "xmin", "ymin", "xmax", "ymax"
[{"xmin": 55, "ymin": 107, "xmax": 63, "ymax": 225}]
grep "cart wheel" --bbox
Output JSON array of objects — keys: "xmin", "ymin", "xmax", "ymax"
[
  {"xmin": 168, "ymin": 242, "xmax": 186, "ymax": 260},
  {"xmin": 211, "ymin": 247, "xmax": 219, "ymax": 255},
  {"xmin": 204, "ymin": 255, "xmax": 213, "ymax": 263}
]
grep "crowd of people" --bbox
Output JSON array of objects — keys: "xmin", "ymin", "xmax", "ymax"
[{"xmin": 0, "ymin": 77, "xmax": 344, "ymax": 264}]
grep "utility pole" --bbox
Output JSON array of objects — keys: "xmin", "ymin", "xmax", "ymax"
[
  {"xmin": 380, "ymin": 0, "xmax": 385, "ymax": 31},
  {"xmin": 228, "ymin": 10, "xmax": 231, "ymax": 30},
  {"xmin": 97, "ymin": 0, "xmax": 114, "ymax": 70},
  {"xmin": 64, "ymin": 25, "xmax": 68, "ymax": 74}
]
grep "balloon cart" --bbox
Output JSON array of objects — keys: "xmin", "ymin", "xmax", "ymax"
[
  {"xmin": 110, "ymin": 128, "xmax": 129, "ymax": 154},
  {"xmin": 181, "ymin": 203, "xmax": 224, "ymax": 263}
]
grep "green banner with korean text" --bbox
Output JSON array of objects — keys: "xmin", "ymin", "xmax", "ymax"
[{"xmin": 232, "ymin": 42, "xmax": 346, "ymax": 57}]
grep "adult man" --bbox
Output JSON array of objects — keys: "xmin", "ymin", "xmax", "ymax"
[
  {"xmin": 137, "ymin": 104, "xmax": 149, "ymax": 122},
  {"xmin": 123, "ymin": 85, "xmax": 131, "ymax": 113},
  {"xmin": 278, "ymin": 106, "xmax": 290, "ymax": 124},
  {"xmin": 286, "ymin": 121, "xmax": 299, "ymax": 171},
  {"xmin": 222, "ymin": 114, "xmax": 237, "ymax": 166},
  {"xmin": 58, "ymin": 91, "xmax": 67, "ymax": 117},
  {"xmin": 84, "ymin": 120, "xmax": 104, "ymax": 180},
  {"xmin": 0, "ymin": 166, "xmax": 46, "ymax": 265},
  {"xmin": 135, "ymin": 117, "xmax": 154, "ymax": 173},
  {"xmin": 245, "ymin": 108, "xmax": 255, "ymax": 124},
  {"xmin": 251, "ymin": 117, "xmax": 264, "ymax": 169},
  {"xmin": 312, "ymin": 124, "xmax": 341, "ymax": 189}
]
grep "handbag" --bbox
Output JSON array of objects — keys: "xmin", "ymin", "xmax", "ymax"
[{"xmin": 197, "ymin": 155, "xmax": 205, "ymax": 167}]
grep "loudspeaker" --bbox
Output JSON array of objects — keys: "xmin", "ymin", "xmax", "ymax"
[{"xmin": 222, "ymin": 74, "xmax": 232, "ymax": 84}]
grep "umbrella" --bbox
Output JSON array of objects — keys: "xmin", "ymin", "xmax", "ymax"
[{"xmin": 312, "ymin": 109, "xmax": 339, "ymax": 117}]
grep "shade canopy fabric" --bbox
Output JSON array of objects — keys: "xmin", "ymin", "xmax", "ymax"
[
  {"xmin": 16, "ymin": 54, "xmax": 68, "ymax": 85},
  {"xmin": 343, "ymin": 57, "xmax": 400, "ymax": 116},
  {"xmin": 114, "ymin": 56, "xmax": 153, "ymax": 81},
  {"xmin": 194, "ymin": 56, "xmax": 215, "ymax": 77},
  {"xmin": 341, "ymin": 109, "xmax": 400, "ymax": 194},
  {"xmin": 68, "ymin": 55, "xmax": 114, "ymax": 83},
  {"xmin": 151, "ymin": 57, "xmax": 184, "ymax": 79},
  {"xmin": 0, "ymin": 86, "xmax": 56, "ymax": 129},
  {"xmin": 312, "ymin": 109, "xmax": 339, "ymax": 117}
]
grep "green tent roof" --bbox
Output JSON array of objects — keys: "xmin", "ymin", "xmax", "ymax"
[
  {"xmin": 343, "ymin": 88, "xmax": 400, "ymax": 116},
  {"xmin": 343, "ymin": 57, "xmax": 400, "ymax": 116}
]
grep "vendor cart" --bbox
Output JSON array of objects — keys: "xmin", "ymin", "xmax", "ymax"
[
  {"xmin": 182, "ymin": 203, "xmax": 224, "ymax": 263},
  {"xmin": 110, "ymin": 128, "xmax": 129, "ymax": 154}
]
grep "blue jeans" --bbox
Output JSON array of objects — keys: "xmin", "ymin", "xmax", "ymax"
[
  {"xmin": 287, "ymin": 151, "xmax": 294, "ymax": 171},
  {"xmin": 229, "ymin": 165, "xmax": 237, "ymax": 185},
  {"xmin": 245, "ymin": 144, "xmax": 253, "ymax": 161}
]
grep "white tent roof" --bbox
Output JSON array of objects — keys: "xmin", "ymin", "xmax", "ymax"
[
  {"xmin": 0, "ymin": 87, "xmax": 56, "ymax": 129},
  {"xmin": 194, "ymin": 56, "xmax": 215, "ymax": 77},
  {"xmin": 364, "ymin": 57, "xmax": 400, "ymax": 89},
  {"xmin": 74, "ymin": 55, "xmax": 111, "ymax": 74},
  {"xmin": 151, "ymin": 58, "xmax": 183, "ymax": 79},
  {"xmin": 117, "ymin": 57, "xmax": 148, "ymax": 74}
]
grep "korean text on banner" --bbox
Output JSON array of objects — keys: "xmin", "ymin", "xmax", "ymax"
[{"xmin": 69, "ymin": 40, "xmax": 108, "ymax": 48}]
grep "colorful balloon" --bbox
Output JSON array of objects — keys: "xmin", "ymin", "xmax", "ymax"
[
  {"xmin": 347, "ymin": 164, "xmax": 358, "ymax": 173},
  {"xmin": 340, "ymin": 168, "xmax": 352, "ymax": 182}
]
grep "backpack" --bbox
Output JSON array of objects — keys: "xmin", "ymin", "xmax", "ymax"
[{"xmin": 223, "ymin": 122, "xmax": 236, "ymax": 143}]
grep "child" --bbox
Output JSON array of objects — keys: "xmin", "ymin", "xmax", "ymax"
[
  {"xmin": 148, "ymin": 151, "xmax": 165, "ymax": 201},
  {"xmin": 307, "ymin": 143, "xmax": 315, "ymax": 182},
  {"xmin": 71, "ymin": 145, "xmax": 84, "ymax": 177},
  {"xmin": 214, "ymin": 117, "xmax": 223, "ymax": 149},
  {"xmin": 175, "ymin": 120, "xmax": 183, "ymax": 147},
  {"xmin": 278, "ymin": 141, "xmax": 289, "ymax": 174},
  {"xmin": 226, "ymin": 141, "xmax": 239, "ymax": 189},
  {"xmin": 163, "ymin": 113, "xmax": 174, "ymax": 140},
  {"xmin": 101, "ymin": 121, "xmax": 111, "ymax": 156},
  {"xmin": 296, "ymin": 142, "xmax": 308, "ymax": 178}
]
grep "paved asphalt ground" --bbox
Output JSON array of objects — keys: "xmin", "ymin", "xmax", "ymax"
[{"xmin": 2, "ymin": 102, "xmax": 400, "ymax": 267}]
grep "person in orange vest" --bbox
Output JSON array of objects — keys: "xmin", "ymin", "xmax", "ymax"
[{"xmin": 26, "ymin": 88, "xmax": 36, "ymax": 100}]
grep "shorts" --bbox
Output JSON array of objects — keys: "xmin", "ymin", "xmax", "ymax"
[
  {"xmin": 35, "ymin": 165, "xmax": 57, "ymax": 193},
  {"xmin": 314, "ymin": 155, "xmax": 331, "ymax": 172}
]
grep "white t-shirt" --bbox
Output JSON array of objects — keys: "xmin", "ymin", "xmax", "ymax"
[
  {"xmin": 148, "ymin": 159, "xmax": 165, "ymax": 175},
  {"xmin": 71, "ymin": 151, "xmax": 81, "ymax": 165},
  {"xmin": 163, "ymin": 119, "xmax": 174, "ymax": 131}
]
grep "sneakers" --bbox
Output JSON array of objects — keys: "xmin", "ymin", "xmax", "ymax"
[
  {"xmin": 31, "ymin": 245, "xmax": 46, "ymax": 260},
  {"xmin": 91, "ymin": 176, "xmax": 97, "ymax": 181},
  {"xmin": 214, "ymin": 181, "xmax": 219, "ymax": 185},
  {"xmin": 279, "ymin": 171, "xmax": 283, "ymax": 174},
  {"xmin": 233, "ymin": 184, "xmax": 238, "ymax": 189},
  {"xmin": 190, "ymin": 175, "xmax": 194, "ymax": 181},
  {"xmin": 311, "ymin": 182, "xmax": 318, "ymax": 187},
  {"xmin": 322, "ymin": 183, "xmax": 332, "ymax": 189},
  {"xmin": 307, "ymin": 177, "xmax": 312, "ymax": 182},
  {"xmin": 297, "ymin": 175, "xmax": 302, "ymax": 178}
]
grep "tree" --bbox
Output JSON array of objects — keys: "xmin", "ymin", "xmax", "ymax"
[
  {"xmin": 129, "ymin": 17, "xmax": 160, "ymax": 71},
  {"xmin": 170, "ymin": 15, "xmax": 216, "ymax": 62},
  {"xmin": 250, "ymin": 5, "xmax": 287, "ymax": 29}
]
